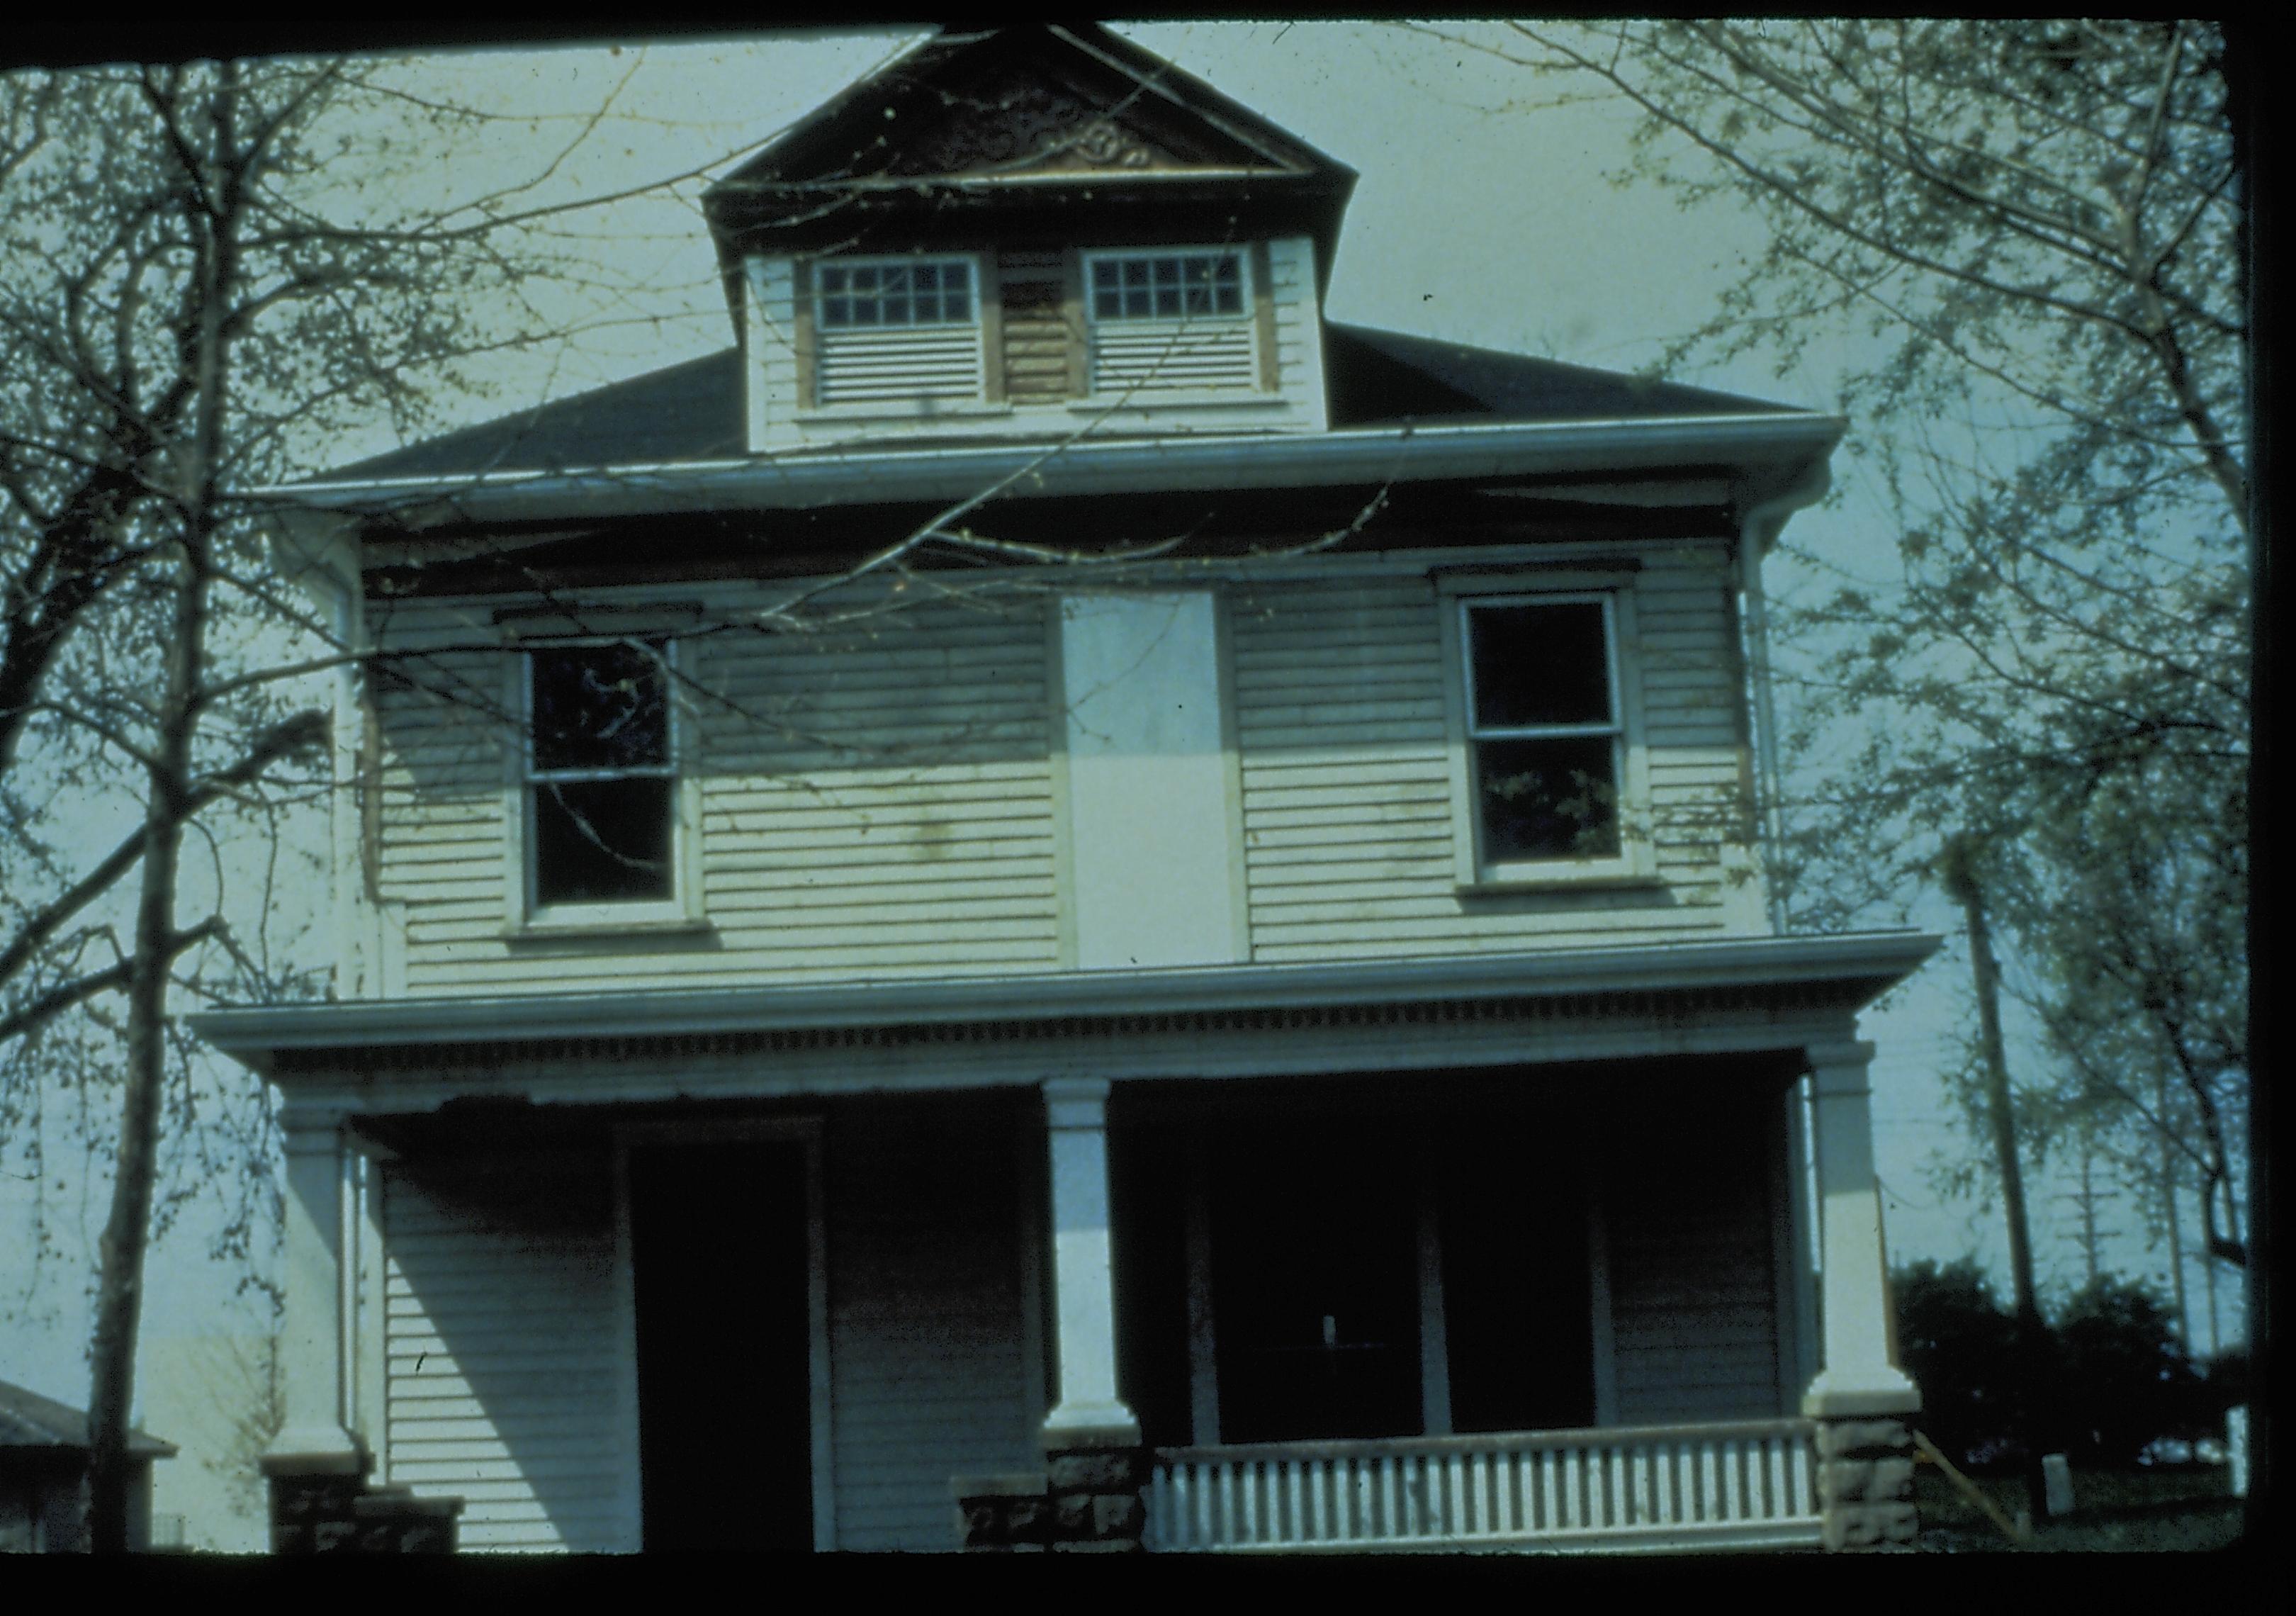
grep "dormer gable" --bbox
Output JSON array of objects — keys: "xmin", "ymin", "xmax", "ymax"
[{"xmin": 703, "ymin": 26, "xmax": 1357, "ymax": 451}]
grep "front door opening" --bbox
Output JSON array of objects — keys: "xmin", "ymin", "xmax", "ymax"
[
  {"xmin": 1212, "ymin": 1126, "xmax": 1422, "ymax": 1444},
  {"xmin": 628, "ymin": 1141, "xmax": 812, "ymax": 1550}
]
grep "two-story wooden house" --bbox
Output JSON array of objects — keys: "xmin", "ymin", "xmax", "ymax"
[{"xmin": 195, "ymin": 24, "xmax": 1934, "ymax": 1554}]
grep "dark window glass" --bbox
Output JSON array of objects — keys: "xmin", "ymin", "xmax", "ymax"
[
  {"xmin": 1469, "ymin": 602, "xmax": 1611, "ymax": 729},
  {"xmin": 1474, "ymin": 735, "xmax": 1621, "ymax": 860},
  {"xmin": 531, "ymin": 642, "xmax": 668, "ymax": 773},
  {"xmin": 532, "ymin": 777, "xmax": 675, "ymax": 904},
  {"xmin": 530, "ymin": 641, "xmax": 674, "ymax": 907}
]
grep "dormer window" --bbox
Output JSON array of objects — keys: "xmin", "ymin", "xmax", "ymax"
[
  {"xmin": 809, "ymin": 255, "xmax": 986, "ymax": 409},
  {"xmin": 818, "ymin": 259, "xmax": 975, "ymax": 329},
  {"xmin": 1084, "ymin": 247, "xmax": 1259, "ymax": 397}
]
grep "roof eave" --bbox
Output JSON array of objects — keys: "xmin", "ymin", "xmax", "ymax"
[
  {"xmin": 259, "ymin": 411, "xmax": 1844, "ymax": 532},
  {"xmin": 193, "ymin": 930, "xmax": 1936, "ymax": 1070}
]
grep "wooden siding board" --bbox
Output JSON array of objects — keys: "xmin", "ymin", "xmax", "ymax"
[
  {"xmin": 826, "ymin": 1100, "xmax": 1037, "ymax": 1551},
  {"xmin": 381, "ymin": 598, "xmax": 1059, "ymax": 992},
  {"xmin": 381, "ymin": 1153, "xmax": 629, "ymax": 1552},
  {"xmin": 1230, "ymin": 564, "xmax": 1760, "ymax": 961}
]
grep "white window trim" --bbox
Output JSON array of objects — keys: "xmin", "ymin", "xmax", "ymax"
[
  {"xmin": 1436, "ymin": 575, "xmax": 1658, "ymax": 890},
  {"xmin": 503, "ymin": 634, "xmax": 705, "ymax": 937},
  {"xmin": 1079, "ymin": 245, "xmax": 1262, "ymax": 403},
  {"xmin": 798, "ymin": 252, "xmax": 991, "ymax": 417}
]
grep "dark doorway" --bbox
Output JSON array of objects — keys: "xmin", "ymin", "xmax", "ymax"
[
  {"xmin": 627, "ymin": 1140, "xmax": 814, "ymax": 1550},
  {"xmin": 1439, "ymin": 1124, "xmax": 1597, "ymax": 1433},
  {"xmin": 1212, "ymin": 1126, "xmax": 1422, "ymax": 1443}
]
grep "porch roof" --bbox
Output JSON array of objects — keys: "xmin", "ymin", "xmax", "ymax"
[{"xmin": 193, "ymin": 931, "xmax": 1937, "ymax": 1079}]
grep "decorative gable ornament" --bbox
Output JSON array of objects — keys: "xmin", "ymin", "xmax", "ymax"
[{"xmin": 884, "ymin": 69, "xmax": 1177, "ymax": 176}]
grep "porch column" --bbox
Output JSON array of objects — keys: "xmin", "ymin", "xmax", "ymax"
[
  {"xmin": 1040, "ymin": 1078, "xmax": 1139, "ymax": 1442},
  {"xmin": 1801, "ymin": 1040, "xmax": 1919, "ymax": 1416},
  {"xmin": 266, "ymin": 1109, "xmax": 364, "ymax": 1474},
  {"xmin": 1036, "ymin": 1078, "xmax": 1146, "ymax": 1553},
  {"xmin": 1801, "ymin": 1040, "xmax": 1920, "ymax": 1553}
]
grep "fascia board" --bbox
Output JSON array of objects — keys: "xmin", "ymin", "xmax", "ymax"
[
  {"xmin": 257, "ymin": 413, "xmax": 1845, "ymax": 529},
  {"xmin": 193, "ymin": 928, "xmax": 1937, "ymax": 1064}
]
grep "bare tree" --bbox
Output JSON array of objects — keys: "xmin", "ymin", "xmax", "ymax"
[
  {"xmin": 0, "ymin": 53, "xmax": 690, "ymax": 1551},
  {"xmin": 1429, "ymin": 20, "xmax": 2248, "ymax": 1284}
]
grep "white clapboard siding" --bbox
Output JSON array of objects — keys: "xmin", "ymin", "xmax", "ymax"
[
  {"xmin": 372, "ymin": 596, "xmax": 1061, "ymax": 997},
  {"xmin": 826, "ymin": 1099, "xmax": 1039, "ymax": 1550},
  {"xmin": 1093, "ymin": 320, "xmax": 1258, "ymax": 395},
  {"xmin": 1264, "ymin": 236, "xmax": 1319, "ymax": 411},
  {"xmin": 1605, "ymin": 1105, "xmax": 1783, "ymax": 1424},
  {"xmin": 816, "ymin": 326, "xmax": 984, "ymax": 407},
  {"xmin": 381, "ymin": 1152, "xmax": 631, "ymax": 1552},
  {"xmin": 1232, "ymin": 551, "xmax": 1757, "ymax": 963}
]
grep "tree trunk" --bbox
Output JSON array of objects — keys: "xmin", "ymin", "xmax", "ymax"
[
  {"xmin": 84, "ymin": 64, "xmax": 235, "ymax": 1556},
  {"xmin": 1943, "ymin": 838, "xmax": 2054, "ymax": 1525}
]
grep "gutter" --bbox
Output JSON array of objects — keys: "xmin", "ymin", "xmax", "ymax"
[
  {"xmin": 254, "ymin": 412, "xmax": 1845, "ymax": 532},
  {"xmin": 193, "ymin": 928, "xmax": 1935, "ymax": 1066}
]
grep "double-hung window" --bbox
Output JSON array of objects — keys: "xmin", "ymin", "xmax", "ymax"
[
  {"xmin": 809, "ymin": 256, "xmax": 984, "ymax": 408},
  {"xmin": 1084, "ymin": 248, "xmax": 1259, "ymax": 396},
  {"xmin": 524, "ymin": 639, "xmax": 680, "ymax": 914},
  {"xmin": 1449, "ymin": 590, "xmax": 1653, "ymax": 885}
]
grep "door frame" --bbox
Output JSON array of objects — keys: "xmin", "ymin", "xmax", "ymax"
[{"xmin": 612, "ymin": 1117, "xmax": 835, "ymax": 1552}]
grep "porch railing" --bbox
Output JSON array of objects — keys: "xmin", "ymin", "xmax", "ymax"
[{"xmin": 1144, "ymin": 1418, "xmax": 1821, "ymax": 1553}]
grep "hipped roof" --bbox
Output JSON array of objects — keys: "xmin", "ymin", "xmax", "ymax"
[{"xmin": 330, "ymin": 322, "xmax": 1806, "ymax": 486}]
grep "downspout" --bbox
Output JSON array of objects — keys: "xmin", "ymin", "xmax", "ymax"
[{"xmin": 1735, "ymin": 455, "xmax": 1835, "ymax": 938}]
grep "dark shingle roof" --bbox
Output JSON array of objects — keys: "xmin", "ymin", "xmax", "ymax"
[
  {"xmin": 334, "ymin": 349, "xmax": 746, "ymax": 483},
  {"xmin": 0, "ymin": 1378, "xmax": 176, "ymax": 1457},
  {"xmin": 1322, "ymin": 323, "xmax": 1806, "ymax": 425},
  {"xmin": 321, "ymin": 324, "xmax": 1805, "ymax": 486}
]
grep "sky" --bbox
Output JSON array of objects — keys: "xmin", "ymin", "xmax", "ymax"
[{"xmin": 0, "ymin": 20, "xmax": 2244, "ymax": 1544}]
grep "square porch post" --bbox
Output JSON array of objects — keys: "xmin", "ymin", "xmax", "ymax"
[
  {"xmin": 1041, "ymin": 1077, "xmax": 1140, "ymax": 1440},
  {"xmin": 1800, "ymin": 1039, "xmax": 1920, "ymax": 1552},
  {"xmin": 263, "ymin": 1108, "xmax": 366, "ymax": 1551},
  {"xmin": 266, "ymin": 1110, "xmax": 364, "ymax": 1474},
  {"xmin": 1036, "ymin": 1077, "xmax": 1145, "ymax": 1551}
]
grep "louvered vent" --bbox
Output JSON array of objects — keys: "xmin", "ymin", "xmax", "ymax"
[
  {"xmin": 816, "ymin": 327, "xmax": 985, "ymax": 408},
  {"xmin": 1091, "ymin": 321, "xmax": 1259, "ymax": 396}
]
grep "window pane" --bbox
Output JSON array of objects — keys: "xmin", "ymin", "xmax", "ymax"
[
  {"xmin": 1469, "ymin": 602, "xmax": 1611, "ymax": 729},
  {"xmin": 1475, "ymin": 736, "xmax": 1621, "ymax": 860},
  {"xmin": 533, "ymin": 778, "xmax": 675, "ymax": 904},
  {"xmin": 532, "ymin": 643, "xmax": 669, "ymax": 772}
]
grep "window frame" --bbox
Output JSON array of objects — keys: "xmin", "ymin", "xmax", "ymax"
[
  {"xmin": 1077, "ymin": 245, "xmax": 1264, "ymax": 402},
  {"xmin": 1437, "ymin": 576, "xmax": 1658, "ymax": 890},
  {"xmin": 507, "ymin": 634, "xmax": 704, "ymax": 935},
  {"xmin": 799, "ymin": 252, "xmax": 994, "ymax": 417}
]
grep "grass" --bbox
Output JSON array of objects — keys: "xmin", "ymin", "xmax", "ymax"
[{"xmin": 1913, "ymin": 1463, "xmax": 2246, "ymax": 1552}]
